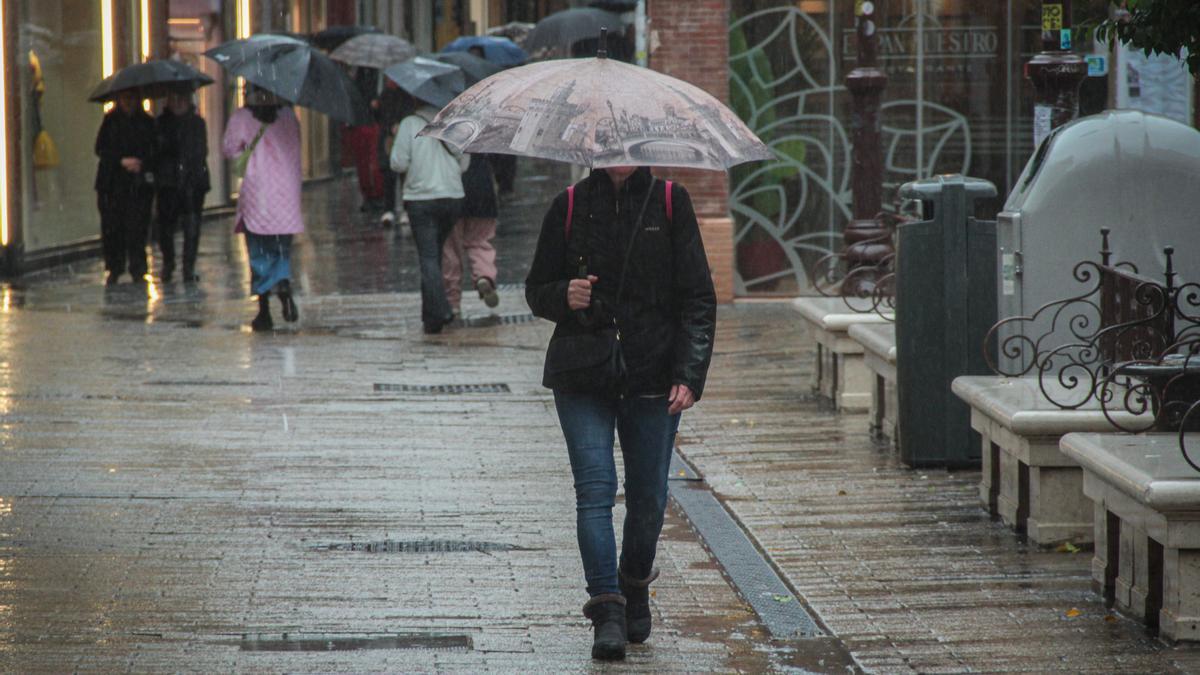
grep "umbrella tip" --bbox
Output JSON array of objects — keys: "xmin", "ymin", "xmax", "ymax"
[{"xmin": 598, "ymin": 27, "xmax": 608, "ymax": 59}]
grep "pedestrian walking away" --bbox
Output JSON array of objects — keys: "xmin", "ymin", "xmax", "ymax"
[
  {"xmin": 525, "ymin": 166, "xmax": 717, "ymax": 660},
  {"xmin": 155, "ymin": 90, "xmax": 211, "ymax": 284},
  {"xmin": 222, "ymin": 87, "xmax": 305, "ymax": 331},
  {"xmin": 443, "ymin": 153, "xmax": 500, "ymax": 315},
  {"xmin": 94, "ymin": 89, "xmax": 156, "ymax": 286},
  {"xmin": 390, "ymin": 91, "xmax": 466, "ymax": 335}
]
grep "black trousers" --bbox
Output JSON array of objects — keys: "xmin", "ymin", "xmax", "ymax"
[
  {"xmin": 98, "ymin": 190, "xmax": 152, "ymax": 279},
  {"xmin": 157, "ymin": 187, "xmax": 205, "ymax": 276}
]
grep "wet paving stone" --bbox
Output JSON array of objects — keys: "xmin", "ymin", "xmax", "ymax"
[{"xmin": 0, "ymin": 168, "xmax": 820, "ymax": 673}]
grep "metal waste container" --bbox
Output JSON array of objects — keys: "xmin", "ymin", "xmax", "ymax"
[{"xmin": 896, "ymin": 175, "xmax": 998, "ymax": 468}]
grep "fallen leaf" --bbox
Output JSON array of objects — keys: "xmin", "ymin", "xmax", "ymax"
[
  {"xmin": 1065, "ymin": 608, "xmax": 1082, "ymax": 618},
  {"xmin": 1104, "ymin": 614, "xmax": 1118, "ymax": 623},
  {"xmin": 837, "ymin": 490, "xmax": 847, "ymax": 496},
  {"xmin": 772, "ymin": 595, "xmax": 793, "ymax": 603},
  {"xmin": 730, "ymin": 418, "xmax": 741, "ymax": 425},
  {"xmin": 1056, "ymin": 542, "xmax": 1081, "ymax": 554}
]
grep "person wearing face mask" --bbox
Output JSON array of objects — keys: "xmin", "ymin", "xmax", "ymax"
[
  {"xmin": 154, "ymin": 89, "xmax": 210, "ymax": 284},
  {"xmin": 94, "ymin": 88, "xmax": 156, "ymax": 286},
  {"xmin": 525, "ymin": 165, "xmax": 717, "ymax": 661}
]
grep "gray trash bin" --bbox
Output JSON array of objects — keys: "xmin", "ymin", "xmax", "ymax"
[{"xmin": 896, "ymin": 175, "xmax": 998, "ymax": 468}]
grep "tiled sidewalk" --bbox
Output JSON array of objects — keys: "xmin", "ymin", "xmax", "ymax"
[{"xmin": 680, "ymin": 304, "xmax": 1200, "ymax": 673}]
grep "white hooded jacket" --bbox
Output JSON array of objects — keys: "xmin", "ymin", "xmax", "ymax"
[{"xmin": 390, "ymin": 105, "xmax": 467, "ymax": 202}]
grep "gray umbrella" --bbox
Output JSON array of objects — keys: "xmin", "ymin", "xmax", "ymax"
[
  {"xmin": 88, "ymin": 59, "xmax": 213, "ymax": 102},
  {"xmin": 435, "ymin": 52, "xmax": 502, "ymax": 86},
  {"xmin": 330, "ymin": 33, "xmax": 417, "ymax": 69},
  {"xmin": 383, "ymin": 56, "xmax": 465, "ymax": 108},
  {"xmin": 524, "ymin": 8, "xmax": 625, "ymax": 54},
  {"xmin": 205, "ymin": 34, "xmax": 369, "ymax": 124}
]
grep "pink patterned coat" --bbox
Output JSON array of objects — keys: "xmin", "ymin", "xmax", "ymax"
[{"xmin": 222, "ymin": 106, "xmax": 305, "ymax": 235}]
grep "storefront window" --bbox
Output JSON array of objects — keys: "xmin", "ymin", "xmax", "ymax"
[
  {"xmin": 18, "ymin": 1, "xmax": 106, "ymax": 252},
  {"xmin": 730, "ymin": 0, "xmax": 1045, "ymax": 295}
]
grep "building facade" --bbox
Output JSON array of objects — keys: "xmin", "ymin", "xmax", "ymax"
[{"xmin": 0, "ymin": 0, "xmax": 533, "ymax": 277}]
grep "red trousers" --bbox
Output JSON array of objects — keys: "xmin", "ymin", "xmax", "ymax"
[{"xmin": 343, "ymin": 124, "xmax": 383, "ymax": 200}]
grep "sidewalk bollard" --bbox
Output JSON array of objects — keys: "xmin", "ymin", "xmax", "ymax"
[{"xmin": 896, "ymin": 175, "xmax": 998, "ymax": 468}]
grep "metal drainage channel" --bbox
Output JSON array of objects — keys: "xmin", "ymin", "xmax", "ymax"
[
  {"xmin": 373, "ymin": 383, "xmax": 512, "ymax": 394},
  {"xmin": 237, "ymin": 633, "xmax": 472, "ymax": 652},
  {"xmin": 458, "ymin": 312, "xmax": 539, "ymax": 328},
  {"xmin": 668, "ymin": 451, "xmax": 822, "ymax": 639},
  {"xmin": 309, "ymin": 539, "xmax": 524, "ymax": 553}
]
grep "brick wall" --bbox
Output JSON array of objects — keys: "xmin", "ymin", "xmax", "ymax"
[{"xmin": 648, "ymin": 0, "xmax": 735, "ymax": 302}]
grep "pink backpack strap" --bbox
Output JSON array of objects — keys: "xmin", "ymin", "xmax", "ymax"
[
  {"xmin": 565, "ymin": 185, "xmax": 575, "ymax": 240},
  {"xmin": 665, "ymin": 180, "xmax": 673, "ymax": 222}
]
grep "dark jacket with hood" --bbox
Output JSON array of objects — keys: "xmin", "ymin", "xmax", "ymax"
[
  {"xmin": 94, "ymin": 107, "xmax": 156, "ymax": 195},
  {"xmin": 525, "ymin": 167, "xmax": 717, "ymax": 399},
  {"xmin": 155, "ymin": 106, "xmax": 211, "ymax": 196}
]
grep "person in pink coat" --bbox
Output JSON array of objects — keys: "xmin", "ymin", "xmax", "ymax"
[{"xmin": 222, "ymin": 89, "xmax": 305, "ymax": 331}]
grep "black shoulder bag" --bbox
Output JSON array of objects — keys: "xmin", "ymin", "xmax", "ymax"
[{"xmin": 543, "ymin": 179, "xmax": 658, "ymax": 398}]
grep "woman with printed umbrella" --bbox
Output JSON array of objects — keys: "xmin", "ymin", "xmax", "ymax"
[{"xmin": 420, "ymin": 32, "xmax": 773, "ymax": 661}]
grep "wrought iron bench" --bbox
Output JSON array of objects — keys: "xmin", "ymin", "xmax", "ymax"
[
  {"xmin": 793, "ymin": 216, "xmax": 898, "ymax": 412},
  {"xmin": 953, "ymin": 230, "xmax": 1179, "ymax": 544}
]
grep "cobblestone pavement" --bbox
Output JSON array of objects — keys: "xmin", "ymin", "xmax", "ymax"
[{"xmin": 0, "ymin": 168, "xmax": 845, "ymax": 673}]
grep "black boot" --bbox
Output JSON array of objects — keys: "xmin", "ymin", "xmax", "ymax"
[
  {"xmin": 582, "ymin": 594, "xmax": 626, "ymax": 661},
  {"xmin": 276, "ymin": 279, "xmax": 298, "ymax": 323},
  {"xmin": 619, "ymin": 567, "xmax": 659, "ymax": 643},
  {"xmin": 251, "ymin": 293, "xmax": 273, "ymax": 332}
]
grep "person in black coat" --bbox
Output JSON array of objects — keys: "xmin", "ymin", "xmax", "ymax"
[
  {"xmin": 524, "ymin": 166, "xmax": 716, "ymax": 660},
  {"xmin": 155, "ymin": 90, "xmax": 211, "ymax": 283},
  {"xmin": 95, "ymin": 89, "xmax": 156, "ymax": 286}
]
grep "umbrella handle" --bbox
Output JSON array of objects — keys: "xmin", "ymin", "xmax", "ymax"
[{"xmin": 598, "ymin": 28, "xmax": 608, "ymax": 59}]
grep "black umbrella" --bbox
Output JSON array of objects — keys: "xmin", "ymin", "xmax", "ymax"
[
  {"xmin": 330, "ymin": 33, "xmax": 417, "ymax": 69},
  {"xmin": 309, "ymin": 24, "xmax": 380, "ymax": 51},
  {"xmin": 88, "ymin": 60, "xmax": 213, "ymax": 102},
  {"xmin": 435, "ymin": 51, "xmax": 502, "ymax": 86},
  {"xmin": 524, "ymin": 8, "xmax": 626, "ymax": 54},
  {"xmin": 383, "ymin": 56, "xmax": 465, "ymax": 108},
  {"xmin": 205, "ymin": 34, "xmax": 369, "ymax": 124}
]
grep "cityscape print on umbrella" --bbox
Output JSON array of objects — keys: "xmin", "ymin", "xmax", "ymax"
[{"xmin": 423, "ymin": 58, "xmax": 772, "ymax": 171}]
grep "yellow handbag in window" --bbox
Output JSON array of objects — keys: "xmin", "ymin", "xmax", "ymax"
[{"xmin": 33, "ymin": 129, "xmax": 59, "ymax": 169}]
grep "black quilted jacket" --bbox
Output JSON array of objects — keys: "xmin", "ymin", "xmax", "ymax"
[{"xmin": 525, "ymin": 167, "xmax": 717, "ymax": 399}]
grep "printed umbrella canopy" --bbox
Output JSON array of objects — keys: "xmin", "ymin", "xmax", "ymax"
[
  {"xmin": 330, "ymin": 33, "xmax": 417, "ymax": 69},
  {"xmin": 418, "ymin": 54, "xmax": 773, "ymax": 171},
  {"xmin": 435, "ymin": 51, "xmax": 503, "ymax": 86},
  {"xmin": 88, "ymin": 59, "xmax": 214, "ymax": 102},
  {"xmin": 383, "ymin": 56, "xmax": 465, "ymax": 109},
  {"xmin": 205, "ymin": 34, "xmax": 369, "ymax": 124},
  {"xmin": 523, "ymin": 8, "xmax": 625, "ymax": 55},
  {"xmin": 441, "ymin": 35, "xmax": 527, "ymax": 66}
]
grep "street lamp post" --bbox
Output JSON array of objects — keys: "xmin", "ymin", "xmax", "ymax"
[
  {"xmin": 1025, "ymin": 0, "xmax": 1087, "ymax": 147},
  {"xmin": 842, "ymin": 0, "xmax": 892, "ymax": 297}
]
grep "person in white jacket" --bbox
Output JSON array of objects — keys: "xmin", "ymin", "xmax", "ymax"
[{"xmin": 390, "ymin": 94, "xmax": 466, "ymax": 334}]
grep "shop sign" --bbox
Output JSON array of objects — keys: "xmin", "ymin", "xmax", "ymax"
[{"xmin": 843, "ymin": 26, "xmax": 1001, "ymax": 75}]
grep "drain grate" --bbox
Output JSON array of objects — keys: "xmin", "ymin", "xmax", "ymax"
[
  {"xmin": 310, "ymin": 539, "xmax": 523, "ymax": 553},
  {"xmin": 458, "ymin": 312, "xmax": 539, "ymax": 328},
  {"xmin": 373, "ymin": 382, "xmax": 511, "ymax": 394},
  {"xmin": 239, "ymin": 633, "xmax": 472, "ymax": 652},
  {"xmin": 669, "ymin": 451, "xmax": 822, "ymax": 639}
]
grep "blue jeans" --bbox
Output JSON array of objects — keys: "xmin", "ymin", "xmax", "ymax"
[
  {"xmin": 554, "ymin": 391, "xmax": 681, "ymax": 597},
  {"xmin": 404, "ymin": 198, "xmax": 461, "ymax": 326},
  {"xmin": 244, "ymin": 232, "xmax": 293, "ymax": 296}
]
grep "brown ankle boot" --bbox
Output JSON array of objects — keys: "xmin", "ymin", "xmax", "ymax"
[
  {"xmin": 582, "ymin": 594, "xmax": 626, "ymax": 660},
  {"xmin": 619, "ymin": 567, "xmax": 659, "ymax": 643}
]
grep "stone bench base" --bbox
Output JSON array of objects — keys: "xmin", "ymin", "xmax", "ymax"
[
  {"xmin": 793, "ymin": 297, "xmax": 893, "ymax": 413},
  {"xmin": 952, "ymin": 376, "xmax": 1142, "ymax": 546},
  {"xmin": 1062, "ymin": 433, "xmax": 1200, "ymax": 642},
  {"xmin": 849, "ymin": 323, "xmax": 897, "ymax": 448}
]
